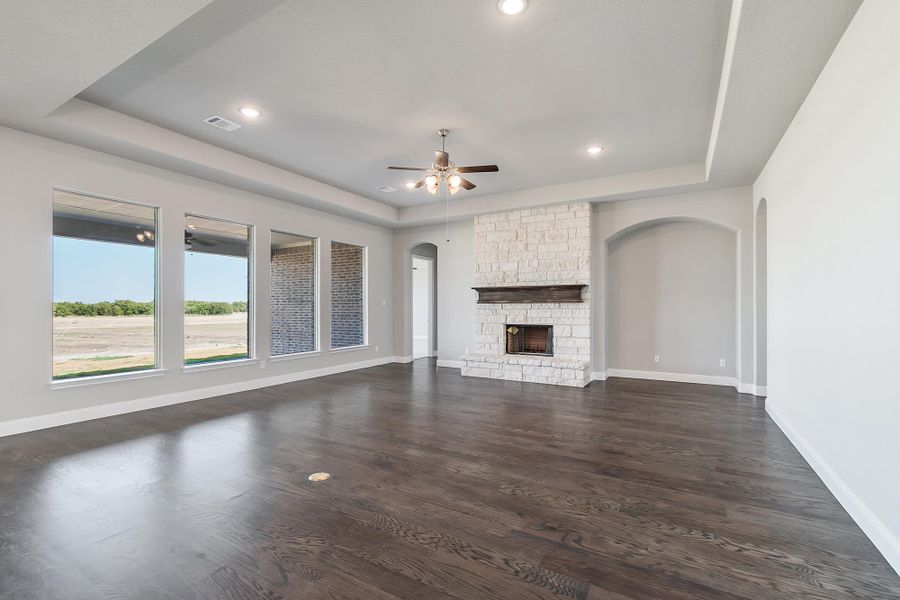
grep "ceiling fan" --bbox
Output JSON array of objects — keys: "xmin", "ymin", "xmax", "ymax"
[{"xmin": 388, "ymin": 129, "xmax": 498, "ymax": 195}]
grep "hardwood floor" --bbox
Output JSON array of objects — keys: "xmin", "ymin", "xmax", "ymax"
[{"xmin": 1, "ymin": 360, "xmax": 898, "ymax": 599}]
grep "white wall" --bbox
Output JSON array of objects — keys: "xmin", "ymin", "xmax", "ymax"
[
  {"xmin": 754, "ymin": 0, "xmax": 900, "ymax": 573},
  {"xmin": 592, "ymin": 186, "xmax": 755, "ymax": 388},
  {"xmin": 393, "ymin": 222, "xmax": 475, "ymax": 364},
  {"xmin": 606, "ymin": 221, "xmax": 736, "ymax": 377},
  {"xmin": 0, "ymin": 126, "xmax": 394, "ymax": 430},
  {"xmin": 754, "ymin": 200, "xmax": 767, "ymax": 388}
]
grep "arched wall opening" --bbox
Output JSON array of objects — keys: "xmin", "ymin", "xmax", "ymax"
[
  {"xmin": 754, "ymin": 198, "xmax": 767, "ymax": 393},
  {"xmin": 603, "ymin": 218, "xmax": 739, "ymax": 382},
  {"xmin": 410, "ymin": 242, "xmax": 438, "ymax": 359}
]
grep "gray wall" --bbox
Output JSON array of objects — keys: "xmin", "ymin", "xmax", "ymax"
[
  {"xmin": 0, "ymin": 125, "xmax": 394, "ymax": 426},
  {"xmin": 393, "ymin": 222, "xmax": 475, "ymax": 363},
  {"xmin": 755, "ymin": 200, "xmax": 767, "ymax": 387},
  {"xmin": 606, "ymin": 221, "xmax": 736, "ymax": 376},
  {"xmin": 754, "ymin": 0, "xmax": 900, "ymax": 570}
]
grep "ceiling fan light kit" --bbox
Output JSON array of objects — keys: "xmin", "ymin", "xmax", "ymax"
[
  {"xmin": 388, "ymin": 128, "xmax": 499, "ymax": 196},
  {"xmin": 388, "ymin": 128, "xmax": 500, "ymax": 243}
]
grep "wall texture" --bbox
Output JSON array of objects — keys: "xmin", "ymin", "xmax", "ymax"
[
  {"xmin": 393, "ymin": 221, "xmax": 475, "ymax": 364},
  {"xmin": 606, "ymin": 221, "xmax": 736, "ymax": 376},
  {"xmin": 330, "ymin": 242, "xmax": 365, "ymax": 348},
  {"xmin": 592, "ymin": 186, "xmax": 754, "ymax": 387},
  {"xmin": 270, "ymin": 243, "xmax": 315, "ymax": 355},
  {"xmin": 0, "ymin": 126, "xmax": 393, "ymax": 430},
  {"xmin": 753, "ymin": 0, "xmax": 900, "ymax": 573}
]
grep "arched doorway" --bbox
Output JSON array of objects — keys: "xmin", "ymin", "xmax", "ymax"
[
  {"xmin": 755, "ymin": 199, "xmax": 767, "ymax": 395},
  {"xmin": 410, "ymin": 243, "xmax": 438, "ymax": 360}
]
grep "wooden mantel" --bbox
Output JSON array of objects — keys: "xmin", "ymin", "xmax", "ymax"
[{"xmin": 472, "ymin": 284, "xmax": 587, "ymax": 304}]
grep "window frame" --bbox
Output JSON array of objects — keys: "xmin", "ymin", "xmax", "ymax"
[
  {"xmin": 268, "ymin": 229, "xmax": 321, "ymax": 359},
  {"xmin": 182, "ymin": 212, "xmax": 255, "ymax": 369},
  {"xmin": 49, "ymin": 187, "xmax": 162, "ymax": 385},
  {"xmin": 328, "ymin": 240, "xmax": 368, "ymax": 351}
]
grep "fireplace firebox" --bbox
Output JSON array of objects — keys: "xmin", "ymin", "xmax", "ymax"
[{"xmin": 506, "ymin": 324, "xmax": 553, "ymax": 356}]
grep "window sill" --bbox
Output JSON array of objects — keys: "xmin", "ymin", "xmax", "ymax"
[
  {"xmin": 50, "ymin": 368, "xmax": 167, "ymax": 389},
  {"xmin": 329, "ymin": 344, "xmax": 370, "ymax": 354},
  {"xmin": 268, "ymin": 350, "xmax": 322, "ymax": 363},
  {"xmin": 182, "ymin": 358, "xmax": 259, "ymax": 373}
]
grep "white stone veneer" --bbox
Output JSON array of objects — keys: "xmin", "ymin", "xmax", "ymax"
[{"xmin": 462, "ymin": 202, "xmax": 591, "ymax": 387}]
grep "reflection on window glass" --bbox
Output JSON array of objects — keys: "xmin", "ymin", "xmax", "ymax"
[
  {"xmin": 52, "ymin": 190, "xmax": 157, "ymax": 380},
  {"xmin": 270, "ymin": 231, "xmax": 317, "ymax": 356},
  {"xmin": 330, "ymin": 241, "xmax": 366, "ymax": 349},
  {"xmin": 184, "ymin": 214, "xmax": 251, "ymax": 365}
]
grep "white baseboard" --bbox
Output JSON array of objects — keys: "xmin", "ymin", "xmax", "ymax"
[
  {"xmin": 0, "ymin": 356, "xmax": 401, "ymax": 438},
  {"xmin": 606, "ymin": 368, "xmax": 737, "ymax": 388},
  {"xmin": 737, "ymin": 382, "xmax": 768, "ymax": 396},
  {"xmin": 590, "ymin": 371, "xmax": 607, "ymax": 381},
  {"xmin": 766, "ymin": 401, "xmax": 900, "ymax": 576},
  {"xmin": 395, "ymin": 355, "xmax": 414, "ymax": 363},
  {"xmin": 436, "ymin": 359, "xmax": 464, "ymax": 369}
]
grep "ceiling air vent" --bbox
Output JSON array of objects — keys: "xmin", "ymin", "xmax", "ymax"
[
  {"xmin": 204, "ymin": 115, "xmax": 242, "ymax": 132},
  {"xmin": 377, "ymin": 185, "xmax": 397, "ymax": 193}
]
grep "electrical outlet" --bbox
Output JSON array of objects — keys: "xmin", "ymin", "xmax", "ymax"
[
  {"xmin": 653, "ymin": 355, "xmax": 660, "ymax": 363},
  {"xmin": 382, "ymin": 299, "xmax": 386, "ymax": 308},
  {"xmin": 719, "ymin": 358, "xmax": 727, "ymax": 368},
  {"xmin": 375, "ymin": 345, "xmax": 380, "ymax": 352}
]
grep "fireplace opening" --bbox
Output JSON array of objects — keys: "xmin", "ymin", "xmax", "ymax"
[{"xmin": 506, "ymin": 324, "xmax": 553, "ymax": 356}]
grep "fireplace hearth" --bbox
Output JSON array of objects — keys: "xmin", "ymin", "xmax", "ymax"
[{"xmin": 506, "ymin": 324, "xmax": 553, "ymax": 356}]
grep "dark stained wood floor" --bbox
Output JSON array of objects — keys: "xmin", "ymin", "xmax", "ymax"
[{"xmin": 1, "ymin": 359, "xmax": 898, "ymax": 599}]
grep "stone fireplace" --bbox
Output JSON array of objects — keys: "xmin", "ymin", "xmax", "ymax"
[{"xmin": 461, "ymin": 201, "xmax": 591, "ymax": 387}]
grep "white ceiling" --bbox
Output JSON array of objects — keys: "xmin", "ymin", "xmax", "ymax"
[
  {"xmin": 0, "ymin": 0, "xmax": 861, "ymax": 226},
  {"xmin": 79, "ymin": 0, "xmax": 730, "ymax": 208}
]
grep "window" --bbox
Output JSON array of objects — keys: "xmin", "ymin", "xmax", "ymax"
[
  {"xmin": 270, "ymin": 231, "xmax": 317, "ymax": 356},
  {"xmin": 52, "ymin": 190, "xmax": 157, "ymax": 380},
  {"xmin": 184, "ymin": 215, "xmax": 252, "ymax": 365},
  {"xmin": 330, "ymin": 241, "xmax": 366, "ymax": 349}
]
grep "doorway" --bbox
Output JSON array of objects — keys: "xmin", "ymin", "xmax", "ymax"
[{"xmin": 412, "ymin": 255, "xmax": 434, "ymax": 359}]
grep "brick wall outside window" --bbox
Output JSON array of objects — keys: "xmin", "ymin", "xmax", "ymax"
[
  {"xmin": 330, "ymin": 242, "xmax": 365, "ymax": 348},
  {"xmin": 270, "ymin": 243, "xmax": 315, "ymax": 355}
]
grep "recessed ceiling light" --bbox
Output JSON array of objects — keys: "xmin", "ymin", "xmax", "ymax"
[
  {"xmin": 239, "ymin": 106, "xmax": 261, "ymax": 118},
  {"xmin": 587, "ymin": 146, "xmax": 603, "ymax": 155},
  {"xmin": 405, "ymin": 181, "xmax": 416, "ymax": 189},
  {"xmin": 498, "ymin": 0, "xmax": 527, "ymax": 16}
]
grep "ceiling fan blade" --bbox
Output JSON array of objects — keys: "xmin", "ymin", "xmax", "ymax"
[
  {"xmin": 457, "ymin": 165, "xmax": 499, "ymax": 173},
  {"xmin": 458, "ymin": 176, "xmax": 476, "ymax": 190},
  {"xmin": 434, "ymin": 150, "xmax": 449, "ymax": 168},
  {"xmin": 388, "ymin": 166, "xmax": 430, "ymax": 171}
]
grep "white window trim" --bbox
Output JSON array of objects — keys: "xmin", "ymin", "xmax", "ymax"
[
  {"xmin": 269, "ymin": 230, "xmax": 321, "ymax": 357},
  {"xmin": 268, "ymin": 349, "xmax": 323, "ymax": 362},
  {"xmin": 329, "ymin": 240, "xmax": 368, "ymax": 351},
  {"xmin": 50, "ymin": 368, "xmax": 167, "ymax": 389},
  {"xmin": 50, "ymin": 188, "xmax": 162, "ymax": 384},
  {"xmin": 183, "ymin": 213, "xmax": 255, "ymax": 366},
  {"xmin": 328, "ymin": 344, "xmax": 370, "ymax": 354},
  {"xmin": 182, "ymin": 358, "xmax": 259, "ymax": 373}
]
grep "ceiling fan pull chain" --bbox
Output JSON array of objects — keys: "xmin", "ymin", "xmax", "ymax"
[{"xmin": 445, "ymin": 183, "xmax": 451, "ymax": 243}]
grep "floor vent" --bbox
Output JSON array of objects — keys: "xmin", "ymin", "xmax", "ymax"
[{"xmin": 204, "ymin": 115, "xmax": 242, "ymax": 131}]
